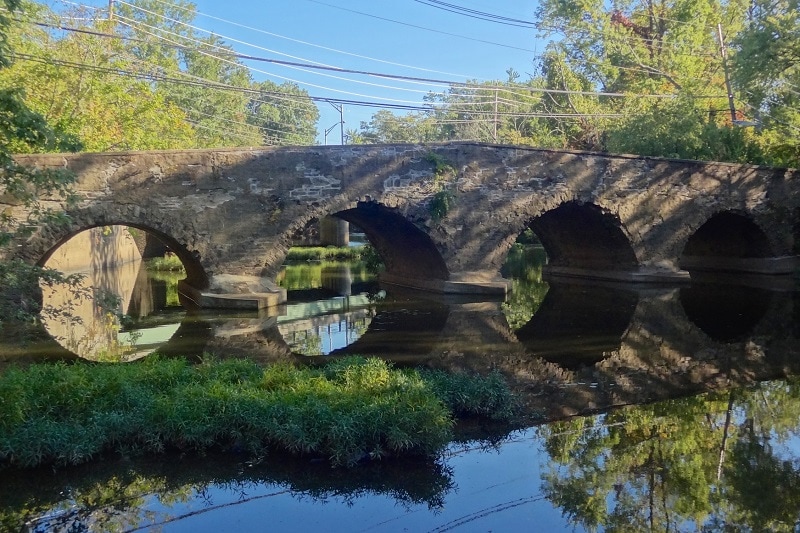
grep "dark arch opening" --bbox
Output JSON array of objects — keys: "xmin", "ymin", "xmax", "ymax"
[
  {"xmin": 334, "ymin": 202, "xmax": 449, "ymax": 281},
  {"xmin": 514, "ymin": 283, "xmax": 638, "ymax": 370},
  {"xmin": 681, "ymin": 211, "xmax": 772, "ymax": 262},
  {"xmin": 528, "ymin": 201, "xmax": 638, "ymax": 271}
]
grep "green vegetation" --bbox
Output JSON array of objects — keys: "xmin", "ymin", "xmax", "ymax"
[
  {"xmin": 1, "ymin": 1, "xmax": 319, "ymax": 151},
  {"xmin": 0, "ymin": 0, "xmax": 83, "ymax": 334},
  {"xmin": 537, "ymin": 377, "xmax": 800, "ymax": 532},
  {"xmin": 145, "ymin": 254, "xmax": 185, "ymax": 273},
  {"xmin": 501, "ymin": 242, "xmax": 550, "ymax": 329},
  {"xmin": 0, "ymin": 444, "xmax": 456, "ymax": 531},
  {"xmin": 148, "ymin": 270, "xmax": 184, "ymax": 307},
  {"xmin": 426, "ymin": 152, "xmax": 457, "ymax": 222},
  {"xmin": 285, "ymin": 246, "xmax": 365, "ymax": 262},
  {"xmin": 349, "ymin": 1, "xmax": 799, "ymax": 168},
  {"xmin": 0, "ymin": 356, "xmax": 516, "ymax": 469},
  {"xmin": 278, "ymin": 259, "xmax": 375, "ymax": 291}
]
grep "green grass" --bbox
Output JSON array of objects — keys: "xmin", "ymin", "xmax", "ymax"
[
  {"xmin": 0, "ymin": 356, "xmax": 516, "ymax": 469},
  {"xmin": 285, "ymin": 246, "xmax": 366, "ymax": 262}
]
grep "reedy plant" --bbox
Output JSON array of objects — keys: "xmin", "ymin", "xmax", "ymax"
[{"xmin": 0, "ymin": 356, "xmax": 516, "ymax": 469}]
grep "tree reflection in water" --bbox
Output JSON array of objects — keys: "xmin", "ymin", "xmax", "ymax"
[
  {"xmin": 4, "ymin": 379, "xmax": 800, "ymax": 530},
  {"xmin": 539, "ymin": 378, "xmax": 800, "ymax": 532},
  {"xmin": 0, "ymin": 451, "xmax": 453, "ymax": 532}
]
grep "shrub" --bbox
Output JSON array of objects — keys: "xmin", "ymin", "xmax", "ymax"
[{"xmin": 0, "ymin": 356, "xmax": 516, "ymax": 469}]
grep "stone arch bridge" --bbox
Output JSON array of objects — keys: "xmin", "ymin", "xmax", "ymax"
[{"xmin": 7, "ymin": 142, "xmax": 800, "ymax": 308}]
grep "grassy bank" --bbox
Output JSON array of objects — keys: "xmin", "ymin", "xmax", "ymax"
[
  {"xmin": 0, "ymin": 357, "xmax": 515, "ymax": 469},
  {"xmin": 285, "ymin": 246, "xmax": 364, "ymax": 262}
]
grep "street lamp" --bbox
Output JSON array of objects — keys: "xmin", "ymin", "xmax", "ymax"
[
  {"xmin": 324, "ymin": 123, "xmax": 339, "ymax": 145},
  {"xmin": 323, "ymin": 101, "xmax": 344, "ymax": 145}
]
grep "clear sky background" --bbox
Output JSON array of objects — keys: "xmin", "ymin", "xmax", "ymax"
[{"xmin": 67, "ymin": 0, "xmax": 548, "ymax": 144}]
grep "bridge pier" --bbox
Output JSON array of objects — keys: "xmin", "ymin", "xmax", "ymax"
[
  {"xmin": 379, "ymin": 271, "xmax": 511, "ymax": 296},
  {"xmin": 544, "ymin": 265, "xmax": 692, "ymax": 283},
  {"xmin": 178, "ymin": 275, "xmax": 287, "ymax": 310}
]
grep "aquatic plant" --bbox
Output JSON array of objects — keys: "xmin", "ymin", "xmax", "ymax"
[{"xmin": 0, "ymin": 356, "xmax": 516, "ymax": 469}]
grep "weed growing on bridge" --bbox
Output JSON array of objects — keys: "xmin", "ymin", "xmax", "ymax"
[
  {"xmin": 425, "ymin": 153, "xmax": 457, "ymax": 222},
  {"xmin": 0, "ymin": 356, "xmax": 516, "ymax": 469}
]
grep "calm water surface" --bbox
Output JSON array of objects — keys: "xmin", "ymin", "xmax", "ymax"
[
  {"xmin": 3, "ymin": 236, "xmax": 800, "ymax": 531},
  {"xmin": 4, "ymin": 381, "xmax": 800, "ymax": 531}
]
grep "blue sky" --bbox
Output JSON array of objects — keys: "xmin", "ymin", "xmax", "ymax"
[{"xmin": 67, "ymin": 0, "xmax": 548, "ymax": 144}]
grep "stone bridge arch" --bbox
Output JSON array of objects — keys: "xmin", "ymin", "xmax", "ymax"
[
  {"xmin": 334, "ymin": 202, "xmax": 449, "ymax": 282},
  {"xmin": 21, "ymin": 205, "xmax": 210, "ymax": 290},
  {"xmin": 528, "ymin": 201, "xmax": 638, "ymax": 271},
  {"xmin": 679, "ymin": 210, "xmax": 793, "ymax": 273}
]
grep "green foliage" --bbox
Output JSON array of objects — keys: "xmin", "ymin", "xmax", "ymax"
[
  {"xmin": 0, "ymin": 356, "xmax": 517, "ymax": 468},
  {"xmin": 425, "ymin": 152, "xmax": 456, "ymax": 180},
  {"xmin": 536, "ymin": 378, "xmax": 800, "ymax": 531},
  {"xmin": 425, "ymin": 152, "xmax": 456, "ymax": 221},
  {"xmin": 0, "ymin": 1, "xmax": 319, "ymax": 151},
  {"xmin": 353, "ymin": 109, "xmax": 440, "ymax": 144},
  {"xmin": 285, "ymin": 246, "xmax": 364, "ymax": 262},
  {"xmin": 248, "ymin": 80, "xmax": 319, "ymax": 145},
  {"xmin": 731, "ymin": 0, "xmax": 800, "ymax": 167},
  {"xmin": 0, "ymin": 0, "xmax": 84, "ymax": 332},
  {"xmin": 277, "ymin": 260, "xmax": 374, "ymax": 291},
  {"xmin": 359, "ymin": 243, "xmax": 383, "ymax": 274},
  {"xmin": 417, "ymin": 368, "xmax": 517, "ymax": 422},
  {"xmin": 144, "ymin": 254, "xmax": 185, "ymax": 273},
  {"xmin": 352, "ymin": 0, "xmax": 794, "ymax": 166},
  {"xmin": 501, "ymin": 243, "xmax": 550, "ymax": 329}
]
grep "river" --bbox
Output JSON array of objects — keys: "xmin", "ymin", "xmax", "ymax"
[{"xmin": 2, "ymin": 227, "xmax": 800, "ymax": 531}]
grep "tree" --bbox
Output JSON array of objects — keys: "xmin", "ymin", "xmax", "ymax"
[
  {"xmin": 0, "ymin": 2, "xmax": 195, "ymax": 151},
  {"xmin": 731, "ymin": 0, "xmax": 800, "ymax": 167},
  {"xmin": 2, "ymin": 1, "xmax": 320, "ymax": 150},
  {"xmin": 248, "ymin": 80, "xmax": 319, "ymax": 145},
  {"xmin": 531, "ymin": 0, "xmax": 763, "ymax": 159},
  {"xmin": 355, "ymin": 109, "xmax": 439, "ymax": 144},
  {"xmin": 0, "ymin": 0, "xmax": 82, "ymax": 331}
]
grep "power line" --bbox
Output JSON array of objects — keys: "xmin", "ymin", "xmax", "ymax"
[
  {"xmin": 39, "ymin": 3, "xmax": 721, "ymax": 100},
  {"xmin": 142, "ymin": 0, "xmax": 479, "ymax": 81},
  {"xmin": 25, "ymin": 17, "xmax": 720, "ymax": 103},
  {"xmin": 410, "ymin": 0, "xmax": 536, "ymax": 28},
  {"xmin": 10, "ymin": 52, "xmax": 630, "ymax": 120},
  {"xmin": 113, "ymin": 12, "xmax": 442, "ymax": 97},
  {"xmin": 300, "ymin": 0, "xmax": 538, "ymax": 53},
  {"xmin": 112, "ymin": 9, "xmax": 449, "ymax": 106}
]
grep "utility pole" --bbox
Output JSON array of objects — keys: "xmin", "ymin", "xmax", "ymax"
[
  {"xmin": 716, "ymin": 23, "xmax": 737, "ymax": 123},
  {"xmin": 493, "ymin": 86, "xmax": 499, "ymax": 143},
  {"xmin": 108, "ymin": 0, "xmax": 114, "ymax": 20}
]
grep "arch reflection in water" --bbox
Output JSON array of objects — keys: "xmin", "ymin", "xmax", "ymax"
[
  {"xmin": 276, "ymin": 262, "xmax": 451, "ymax": 358},
  {"xmin": 277, "ymin": 262, "xmax": 377, "ymax": 356},
  {"xmin": 515, "ymin": 283, "xmax": 639, "ymax": 370},
  {"xmin": 679, "ymin": 283, "xmax": 772, "ymax": 342}
]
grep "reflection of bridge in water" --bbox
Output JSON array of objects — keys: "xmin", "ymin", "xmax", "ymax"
[
  {"xmin": 16, "ymin": 240, "xmax": 800, "ymax": 424},
  {"xmin": 277, "ymin": 296, "xmax": 374, "ymax": 355},
  {"xmin": 184, "ymin": 272, "xmax": 800, "ymax": 422}
]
